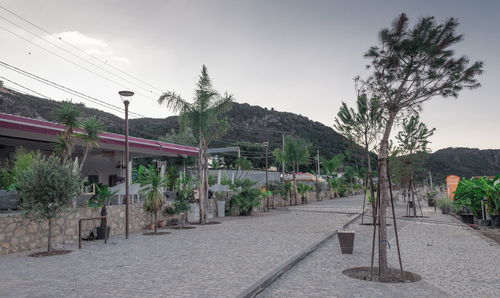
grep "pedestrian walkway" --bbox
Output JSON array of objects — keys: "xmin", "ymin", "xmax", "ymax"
[
  {"xmin": 259, "ymin": 203, "xmax": 500, "ymax": 298},
  {"xmin": 0, "ymin": 196, "xmax": 363, "ymax": 298}
]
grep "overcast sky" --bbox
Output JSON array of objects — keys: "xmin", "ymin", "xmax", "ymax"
[{"xmin": 0, "ymin": 0, "xmax": 498, "ymax": 151}]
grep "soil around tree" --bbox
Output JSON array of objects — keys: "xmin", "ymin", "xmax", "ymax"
[
  {"xmin": 28, "ymin": 250, "xmax": 73, "ymax": 257},
  {"xmin": 342, "ymin": 267, "xmax": 421, "ymax": 283},
  {"xmin": 142, "ymin": 231, "xmax": 171, "ymax": 236},
  {"xmin": 190, "ymin": 221, "xmax": 221, "ymax": 225},
  {"xmin": 169, "ymin": 226, "xmax": 197, "ymax": 230}
]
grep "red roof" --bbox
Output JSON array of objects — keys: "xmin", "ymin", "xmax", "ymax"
[{"xmin": 0, "ymin": 112, "xmax": 198, "ymax": 156}]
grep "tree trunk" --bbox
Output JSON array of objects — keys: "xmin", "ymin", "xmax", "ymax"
[
  {"xmin": 100, "ymin": 205, "xmax": 107, "ymax": 230},
  {"xmin": 292, "ymin": 165, "xmax": 298, "ymax": 205},
  {"xmin": 79, "ymin": 146, "xmax": 89, "ymax": 172},
  {"xmin": 377, "ymin": 110, "xmax": 397, "ymax": 280},
  {"xmin": 154, "ymin": 212, "xmax": 158, "ymax": 233},
  {"xmin": 47, "ymin": 218, "xmax": 53, "ymax": 252},
  {"xmin": 198, "ymin": 141, "xmax": 207, "ymax": 224}
]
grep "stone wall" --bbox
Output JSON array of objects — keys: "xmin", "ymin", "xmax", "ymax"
[{"xmin": 0, "ymin": 204, "xmax": 169, "ymax": 255}]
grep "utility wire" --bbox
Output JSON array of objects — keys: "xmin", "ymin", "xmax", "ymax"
[
  {"xmin": 0, "ymin": 14, "xmax": 161, "ymax": 97},
  {"xmin": 0, "ymin": 60, "xmax": 146, "ymax": 118},
  {"xmin": 0, "ymin": 24, "xmax": 157, "ymax": 103},
  {"xmin": 0, "ymin": 3, "xmax": 164, "ymax": 93},
  {"xmin": 0, "ymin": 77, "xmax": 175, "ymax": 143}
]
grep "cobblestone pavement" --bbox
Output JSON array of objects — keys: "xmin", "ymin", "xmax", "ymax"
[
  {"xmin": 0, "ymin": 196, "xmax": 363, "ymax": 298},
  {"xmin": 259, "ymin": 202, "xmax": 500, "ymax": 298}
]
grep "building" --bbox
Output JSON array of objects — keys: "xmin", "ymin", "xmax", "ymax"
[{"xmin": 0, "ymin": 112, "xmax": 198, "ymax": 200}]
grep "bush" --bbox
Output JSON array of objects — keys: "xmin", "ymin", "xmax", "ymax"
[
  {"xmin": 17, "ymin": 154, "xmax": 82, "ymax": 252},
  {"xmin": 436, "ymin": 197, "xmax": 452, "ymax": 214},
  {"xmin": 228, "ymin": 179, "xmax": 262, "ymax": 216}
]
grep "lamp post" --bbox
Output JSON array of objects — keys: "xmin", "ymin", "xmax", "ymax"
[{"xmin": 119, "ymin": 90, "xmax": 134, "ymax": 239}]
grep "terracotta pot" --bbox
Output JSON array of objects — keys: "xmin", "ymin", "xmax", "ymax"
[
  {"xmin": 157, "ymin": 220, "xmax": 166, "ymax": 228},
  {"xmin": 337, "ymin": 232, "xmax": 355, "ymax": 254}
]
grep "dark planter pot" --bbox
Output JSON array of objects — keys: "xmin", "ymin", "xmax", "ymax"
[
  {"xmin": 460, "ymin": 214, "xmax": 474, "ymax": 224},
  {"xmin": 408, "ymin": 201, "xmax": 414, "ymax": 208},
  {"xmin": 491, "ymin": 215, "xmax": 500, "ymax": 228},
  {"xmin": 96, "ymin": 226, "xmax": 110, "ymax": 240},
  {"xmin": 441, "ymin": 207, "xmax": 450, "ymax": 215},
  {"xmin": 479, "ymin": 219, "xmax": 492, "ymax": 226},
  {"xmin": 338, "ymin": 232, "xmax": 355, "ymax": 254},
  {"xmin": 428, "ymin": 199, "xmax": 436, "ymax": 207}
]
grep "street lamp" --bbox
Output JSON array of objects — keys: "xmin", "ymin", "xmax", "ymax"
[
  {"xmin": 119, "ymin": 90, "xmax": 134, "ymax": 239},
  {"xmin": 263, "ymin": 141, "xmax": 269, "ymax": 211}
]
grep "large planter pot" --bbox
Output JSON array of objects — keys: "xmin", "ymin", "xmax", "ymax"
[
  {"xmin": 96, "ymin": 226, "xmax": 110, "ymax": 240},
  {"xmin": 0, "ymin": 190, "xmax": 18, "ymax": 210},
  {"xmin": 440, "ymin": 207, "xmax": 451, "ymax": 215},
  {"xmin": 337, "ymin": 231, "xmax": 355, "ymax": 254},
  {"xmin": 157, "ymin": 220, "xmax": 166, "ymax": 228},
  {"xmin": 428, "ymin": 199, "xmax": 436, "ymax": 207},
  {"xmin": 216, "ymin": 201, "xmax": 225, "ymax": 217},
  {"xmin": 491, "ymin": 215, "xmax": 500, "ymax": 228},
  {"xmin": 460, "ymin": 214, "xmax": 474, "ymax": 224},
  {"xmin": 187, "ymin": 203, "xmax": 200, "ymax": 223}
]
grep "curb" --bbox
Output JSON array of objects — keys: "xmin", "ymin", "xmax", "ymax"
[{"xmin": 237, "ymin": 212, "xmax": 363, "ymax": 298}]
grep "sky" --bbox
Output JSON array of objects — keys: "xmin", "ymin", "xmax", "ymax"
[{"xmin": 0, "ymin": 0, "xmax": 498, "ymax": 151}]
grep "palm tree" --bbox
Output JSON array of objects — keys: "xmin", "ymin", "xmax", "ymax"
[
  {"xmin": 273, "ymin": 136, "xmax": 311, "ymax": 205},
  {"xmin": 77, "ymin": 116, "xmax": 105, "ymax": 172},
  {"xmin": 158, "ymin": 65, "xmax": 234, "ymax": 224},
  {"xmin": 322, "ymin": 154, "xmax": 344, "ymax": 199},
  {"xmin": 54, "ymin": 102, "xmax": 82, "ymax": 161},
  {"xmin": 136, "ymin": 165, "xmax": 168, "ymax": 234}
]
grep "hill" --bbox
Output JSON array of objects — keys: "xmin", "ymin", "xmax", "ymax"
[{"xmin": 1, "ymin": 87, "xmax": 499, "ymax": 181}]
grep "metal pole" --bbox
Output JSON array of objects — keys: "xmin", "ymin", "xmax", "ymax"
[
  {"xmin": 264, "ymin": 142, "xmax": 269, "ymax": 211},
  {"xmin": 124, "ymin": 99, "xmax": 130, "ymax": 239},
  {"xmin": 282, "ymin": 134, "xmax": 285, "ymax": 181}
]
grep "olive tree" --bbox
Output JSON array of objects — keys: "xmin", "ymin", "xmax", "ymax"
[
  {"xmin": 363, "ymin": 13, "xmax": 483, "ymax": 279},
  {"xmin": 17, "ymin": 154, "xmax": 82, "ymax": 252}
]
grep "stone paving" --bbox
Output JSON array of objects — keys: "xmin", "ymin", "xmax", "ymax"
[
  {"xmin": 0, "ymin": 196, "xmax": 363, "ymax": 298},
  {"xmin": 259, "ymin": 202, "xmax": 500, "ymax": 298}
]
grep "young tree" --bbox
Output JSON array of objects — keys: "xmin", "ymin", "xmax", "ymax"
[
  {"xmin": 395, "ymin": 115, "xmax": 435, "ymax": 216},
  {"xmin": 136, "ymin": 165, "xmax": 168, "ymax": 234},
  {"xmin": 17, "ymin": 155, "xmax": 82, "ymax": 252},
  {"xmin": 335, "ymin": 93, "xmax": 383, "ymax": 212},
  {"xmin": 54, "ymin": 102, "xmax": 82, "ymax": 161},
  {"xmin": 77, "ymin": 116, "xmax": 105, "ymax": 172},
  {"xmin": 158, "ymin": 65, "xmax": 234, "ymax": 224},
  {"xmin": 273, "ymin": 136, "xmax": 311, "ymax": 205},
  {"xmin": 363, "ymin": 13, "xmax": 483, "ymax": 279}
]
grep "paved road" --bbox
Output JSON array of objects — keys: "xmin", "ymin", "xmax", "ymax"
[
  {"xmin": 0, "ymin": 196, "xmax": 363, "ymax": 298},
  {"xmin": 259, "ymin": 203, "xmax": 500, "ymax": 298}
]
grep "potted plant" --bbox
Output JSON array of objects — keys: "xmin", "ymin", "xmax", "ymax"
[
  {"xmin": 214, "ymin": 191, "xmax": 226, "ymax": 217},
  {"xmin": 297, "ymin": 183, "xmax": 313, "ymax": 204},
  {"xmin": 136, "ymin": 165, "xmax": 168, "ymax": 234},
  {"xmin": 426, "ymin": 190, "xmax": 437, "ymax": 207},
  {"xmin": 86, "ymin": 184, "xmax": 117, "ymax": 239},
  {"xmin": 224, "ymin": 178, "xmax": 262, "ymax": 216},
  {"xmin": 337, "ymin": 230, "xmax": 355, "ymax": 254},
  {"xmin": 436, "ymin": 197, "xmax": 452, "ymax": 214}
]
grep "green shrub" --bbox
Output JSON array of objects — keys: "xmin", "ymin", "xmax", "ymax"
[
  {"xmin": 227, "ymin": 179, "xmax": 262, "ymax": 216},
  {"xmin": 436, "ymin": 197, "xmax": 452, "ymax": 214}
]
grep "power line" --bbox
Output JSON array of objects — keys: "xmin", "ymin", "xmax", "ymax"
[
  {"xmin": 0, "ymin": 24, "xmax": 157, "ymax": 103},
  {"xmin": 0, "ymin": 3, "xmax": 164, "ymax": 94},
  {"xmin": 0, "ymin": 77, "xmax": 171, "ymax": 143},
  {"xmin": 0, "ymin": 60, "xmax": 147, "ymax": 118},
  {"xmin": 0, "ymin": 14, "xmax": 161, "ymax": 97}
]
